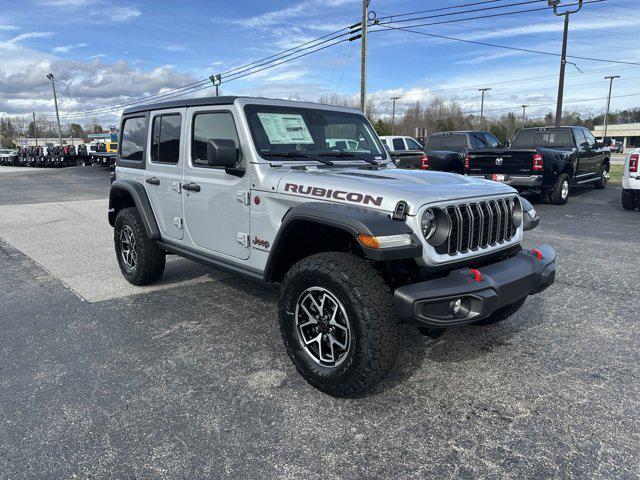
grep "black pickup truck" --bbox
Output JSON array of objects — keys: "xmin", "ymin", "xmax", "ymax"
[
  {"xmin": 423, "ymin": 130, "xmax": 505, "ymax": 174},
  {"xmin": 466, "ymin": 126, "xmax": 610, "ymax": 204}
]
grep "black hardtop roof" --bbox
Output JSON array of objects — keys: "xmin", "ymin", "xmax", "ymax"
[{"xmin": 122, "ymin": 96, "xmax": 240, "ymax": 115}]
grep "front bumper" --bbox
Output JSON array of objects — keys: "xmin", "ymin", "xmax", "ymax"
[
  {"xmin": 395, "ymin": 244, "xmax": 556, "ymax": 327},
  {"xmin": 470, "ymin": 174, "xmax": 543, "ymax": 187}
]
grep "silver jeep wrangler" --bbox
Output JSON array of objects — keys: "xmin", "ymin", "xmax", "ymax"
[{"xmin": 108, "ymin": 96, "xmax": 555, "ymax": 396}]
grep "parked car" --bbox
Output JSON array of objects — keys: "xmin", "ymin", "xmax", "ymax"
[
  {"xmin": 622, "ymin": 148, "xmax": 639, "ymax": 210},
  {"xmin": 108, "ymin": 96, "xmax": 556, "ymax": 396},
  {"xmin": 379, "ymin": 135, "xmax": 428, "ymax": 169},
  {"xmin": 424, "ymin": 130, "xmax": 505, "ymax": 174},
  {"xmin": 466, "ymin": 126, "xmax": 610, "ymax": 205}
]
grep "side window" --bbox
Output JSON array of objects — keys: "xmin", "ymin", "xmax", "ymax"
[
  {"xmin": 192, "ymin": 112, "xmax": 241, "ymax": 167},
  {"xmin": 471, "ymin": 134, "xmax": 487, "ymax": 149},
  {"xmin": 406, "ymin": 138, "xmax": 422, "ymax": 150},
  {"xmin": 574, "ymin": 129, "xmax": 587, "ymax": 150},
  {"xmin": 151, "ymin": 114, "xmax": 181, "ymax": 164},
  {"xmin": 392, "ymin": 138, "xmax": 405, "ymax": 151},
  {"xmin": 120, "ymin": 117, "xmax": 147, "ymax": 160},
  {"xmin": 484, "ymin": 133, "xmax": 500, "ymax": 148},
  {"xmin": 583, "ymin": 129, "xmax": 596, "ymax": 148}
]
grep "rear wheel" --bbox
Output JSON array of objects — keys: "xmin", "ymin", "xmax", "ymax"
[
  {"xmin": 550, "ymin": 173, "xmax": 570, "ymax": 205},
  {"xmin": 114, "ymin": 207, "xmax": 166, "ymax": 285},
  {"xmin": 279, "ymin": 252, "xmax": 400, "ymax": 397},
  {"xmin": 622, "ymin": 190, "xmax": 637, "ymax": 210},
  {"xmin": 474, "ymin": 297, "xmax": 527, "ymax": 326}
]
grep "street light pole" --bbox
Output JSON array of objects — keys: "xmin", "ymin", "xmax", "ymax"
[
  {"xmin": 521, "ymin": 104, "xmax": 529, "ymax": 127},
  {"xmin": 390, "ymin": 96, "xmax": 401, "ymax": 134},
  {"xmin": 479, "ymin": 88, "xmax": 491, "ymax": 129},
  {"xmin": 46, "ymin": 73, "xmax": 64, "ymax": 146},
  {"xmin": 603, "ymin": 75, "xmax": 620, "ymax": 139},
  {"xmin": 551, "ymin": 0, "xmax": 583, "ymax": 127}
]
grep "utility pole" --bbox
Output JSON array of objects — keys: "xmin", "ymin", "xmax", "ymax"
[
  {"xmin": 479, "ymin": 88, "xmax": 491, "ymax": 129},
  {"xmin": 360, "ymin": 0, "xmax": 368, "ymax": 113},
  {"xmin": 46, "ymin": 73, "xmax": 64, "ymax": 146},
  {"xmin": 551, "ymin": 0, "xmax": 583, "ymax": 127},
  {"xmin": 390, "ymin": 96, "xmax": 401, "ymax": 134},
  {"xmin": 603, "ymin": 75, "xmax": 620, "ymax": 139},
  {"xmin": 32, "ymin": 112, "xmax": 38, "ymax": 147},
  {"xmin": 521, "ymin": 104, "xmax": 529, "ymax": 127}
]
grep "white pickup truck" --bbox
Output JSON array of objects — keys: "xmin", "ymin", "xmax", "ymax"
[{"xmin": 622, "ymin": 148, "xmax": 639, "ymax": 210}]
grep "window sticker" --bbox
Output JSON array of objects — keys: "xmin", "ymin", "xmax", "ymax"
[{"xmin": 257, "ymin": 113, "xmax": 314, "ymax": 144}]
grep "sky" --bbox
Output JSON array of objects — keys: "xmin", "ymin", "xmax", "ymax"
[{"xmin": 0, "ymin": 0, "xmax": 639, "ymax": 126}]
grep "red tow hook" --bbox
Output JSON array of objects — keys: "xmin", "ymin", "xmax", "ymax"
[
  {"xmin": 469, "ymin": 268, "xmax": 483, "ymax": 283},
  {"xmin": 531, "ymin": 248, "xmax": 543, "ymax": 260}
]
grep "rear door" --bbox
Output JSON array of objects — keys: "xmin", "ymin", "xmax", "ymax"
[{"xmin": 144, "ymin": 109, "xmax": 185, "ymax": 240}]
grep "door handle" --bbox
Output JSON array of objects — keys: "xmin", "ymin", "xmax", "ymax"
[
  {"xmin": 145, "ymin": 177, "xmax": 160, "ymax": 186},
  {"xmin": 182, "ymin": 182, "xmax": 201, "ymax": 192}
]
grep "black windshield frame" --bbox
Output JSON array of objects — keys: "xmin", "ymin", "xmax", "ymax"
[{"xmin": 244, "ymin": 104, "xmax": 387, "ymax": 161}]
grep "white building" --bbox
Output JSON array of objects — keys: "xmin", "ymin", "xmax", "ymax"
[{"xmin": 591, "ymin": 123, "xmax": 640, "ymax": 151}]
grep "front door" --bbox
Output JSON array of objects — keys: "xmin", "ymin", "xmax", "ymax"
[
  {"xmin": 573, "ymin": 128, "xmax": 592, "ymax": 176},
  {"xmin": 182, "ymin": 107, "xmax": 250, "ymax": 260},
  {"xmin": 145, "ymin": 109, "xmax": 185, "ymax": 240}
]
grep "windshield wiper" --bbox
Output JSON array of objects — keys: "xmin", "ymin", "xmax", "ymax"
[
  {"xmin": 319, "ymin": 150, "xmax": 380, "ymax": 165},
  {"xmin": 260, "ymin": 151, "xmax": 334, "ymax": 165}
]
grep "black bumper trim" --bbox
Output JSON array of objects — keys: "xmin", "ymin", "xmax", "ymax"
[{"xmin": 394, "ymin": 244, "xmax": 556, "ymax": 327}]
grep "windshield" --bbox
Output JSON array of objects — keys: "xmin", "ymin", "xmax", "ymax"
[
  {"xmin": 244, "ymin": 104, "xmax": 386, "ymax": 160},
  {"xmin": 512, "ymin": 129, "xmax": 573, "ymax": 149}
]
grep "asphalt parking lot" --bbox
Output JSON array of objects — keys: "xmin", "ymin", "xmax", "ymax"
[{"xmin": 1, "ymin": 166, "xmax": 639, "ymax": 479}]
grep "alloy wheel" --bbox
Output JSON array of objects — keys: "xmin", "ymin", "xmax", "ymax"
[
  {"xmin": 295, "ymin": 286, "xmax": 351, "ymax": 368},
  {"xmin": 119, "ymin": 225, "xmax": 137, "ymax": 271}
]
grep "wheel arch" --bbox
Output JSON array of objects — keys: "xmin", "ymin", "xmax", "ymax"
[
  {"xmin": 264, "ymin": 202, "xmax": 422, "ymax": 283},
  {"xmin": 108, "ymin": 179, "xmax": 160, "ymax": 239}
]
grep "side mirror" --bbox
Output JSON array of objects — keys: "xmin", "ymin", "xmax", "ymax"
[
  {"xmin": 521, "ymin": 197, "xmax": 539, "ymax": 231},
  {"xmin": 206, "ymin": 138, "xmax": 238, "ymax": 168}
]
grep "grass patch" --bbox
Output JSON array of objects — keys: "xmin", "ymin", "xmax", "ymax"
[{"xmin": 609, "ymin": 163, "xmax": 624, "ymax": 184}]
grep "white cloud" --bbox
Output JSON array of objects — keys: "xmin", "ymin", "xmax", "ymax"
[
  {"xmin": 0, "ymin": 25, "xmax": 19, "ymax": 31},
  {"xmin": 3, "ymin": 32, "xmax": 54, "ymax": 45},
  {"xmin": 40, "ymin": 0, "xmax": 95, "ymax": 5},
  {"xmin": 88, "ymin": 53, "xmax": 106, "ymax": 59},
  {"xmin": 53, "ymin": 43, "xmax": 88, "ymax": 53},
  {"xmin": 231, "ymin": 0, "xmax": 355, "ymax": 28},
  {"xmin": 102, "ymin": 6, "xmax": 141, "ymax": 22}
]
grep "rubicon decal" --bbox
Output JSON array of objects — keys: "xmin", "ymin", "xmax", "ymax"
[{"xmin": 284, "ymin": 183, "xmax": 383, "ymax": 206}]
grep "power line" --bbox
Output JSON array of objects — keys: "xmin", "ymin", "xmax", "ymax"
[
  {"xmin": 371, "ymin": 22, "xmax": 640, "ymax": 67},
  {"xmin": 60, "ymin": 24, "xmax": 361, "ymax": 118}
]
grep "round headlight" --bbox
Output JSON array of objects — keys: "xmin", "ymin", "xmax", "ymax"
[
  {"xmin": 421, "ymin": 209, "xmax": 436, "ymax": 240},
  {"xmin": 511, "ymin": 197, "xmax": 523, "ymax": 228},
  {"xmin": 421, "ymin": 208, "xmax": 451, "ymax": 247}
]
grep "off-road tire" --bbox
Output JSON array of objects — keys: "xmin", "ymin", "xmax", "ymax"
[
  {"xmin": 622, "ymin": 190, "xmax": 637, "ymax": 210},
  {"xmin": 594, "ymin": 164, "xmax": 609, "ymax": 189},
  {"xmin": 474, "ymin": 297, "xmax": 527, "ymax": 326},
  {"xmin": 114, "ymin": 207, "xmax": 165, "ymax": 285},
  {"xmin": 550, "ymin": 173, "xmax": 570, "ymax": 205},
  {"xmin": 279, "ymin": 252, "xmax": 400, "ymax": 397}
]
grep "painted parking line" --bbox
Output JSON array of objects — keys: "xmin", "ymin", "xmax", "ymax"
[{"xmin": 0, "ymin": 198, "xmax": 233, "ymax": 302}]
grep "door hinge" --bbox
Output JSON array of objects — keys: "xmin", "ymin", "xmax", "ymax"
[
  {"xmin": 173, "ymin": 217, "xmax": 184, "ymax": 229},
  {"xmin": 236, "ymin": 190, "xmax": 250, "ymax": 205},
  {"xmin": 172, "ymin": 181, "xmax": 182, "ymax": 194},
  {"xmin": 237, "ymin": 232, "xmax": 250, "ymax": 248}
]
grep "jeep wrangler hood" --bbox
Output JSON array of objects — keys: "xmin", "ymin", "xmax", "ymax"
[{"xmin": 275, "ymin": 167, "xmax": 515, "ymax": 215}]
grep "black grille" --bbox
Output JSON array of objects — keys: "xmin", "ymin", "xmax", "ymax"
[{"xmin": 435, "ymin": 198, "xmax": 516, "ymax": 256}]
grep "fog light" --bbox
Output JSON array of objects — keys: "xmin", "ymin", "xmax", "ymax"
[{"xmin": 450, "ymin": 298, "xmax": 462, "ymax": 315}]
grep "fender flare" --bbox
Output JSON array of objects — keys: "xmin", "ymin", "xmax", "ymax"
[
  {"xmin": 263, "ymin": 202, "xmax": 422, "ymax": 282},
  {"xmin": 108, "ymin": 179, "xmax": 160, "ymax": 239}
]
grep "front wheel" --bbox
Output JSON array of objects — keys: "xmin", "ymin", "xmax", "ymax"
[{"xmin": 279, "ymin": 252, "xmax": 400, "ymax": 397}]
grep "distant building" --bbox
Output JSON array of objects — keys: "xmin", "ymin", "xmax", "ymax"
[{"xmin": 591, "ymin": 123, "xmax": 640, "ymax": 151}]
